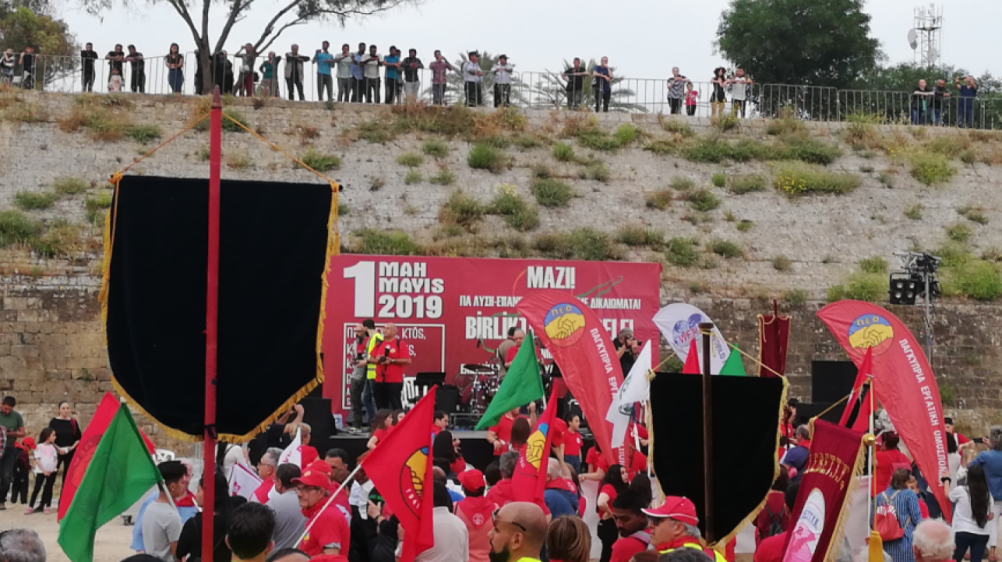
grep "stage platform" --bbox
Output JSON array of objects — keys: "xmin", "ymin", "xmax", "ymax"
[{"xmin": 323, "ymin": 429, "xmax": 498, "ymax": 470}]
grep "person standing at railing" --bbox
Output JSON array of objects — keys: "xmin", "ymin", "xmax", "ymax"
[
  {"xmin": 911, "ymin": 79, "xmax": 934, "ymax": 125},
  {"xmin": 932, "ymin": 79, "xmax": 950, "ymax": 126},
  {"xmin": 334, "ymin": 44, "xmax": 353, "ymax": 103},
  {"xmin": 259, "ymin": 52, "xmax": 276, "ymax": 97},
  {"xmin": 2, "ymin": 49, "xmax": 17, "ymax": 86},
  {"xmin": 80, "ymin": 43, "xmax": 97, "ymax": 93},
  {"xmin": 463, "ymin": 51, "xmax": 483, "ymax": 107},
  {"xmin": 313, "ymin": 41, "xmax": 334, "ymax": 102},
  {"xmin": 710, "ymin": 67, "xmax": 727, "ymax": 117},
  {"xmin": 235, "ymin": 43, "xmax": 258, "ymax": 97},
  {"xmin": 685, "ymin": 82, "xmax": 699, "ymax": 116},
  {"xmin": 666, "ymin": 67, "xmax": 690, "ymax": 115},
  {"xmin": 492, "ymin": 55, "xmax": 514, "ymax": 108},
  {"xmin": 165, "ymin": 44, "xmax": 183, "ymax": 94},
  {"xmin": 728, "ymin": 67, "xmax": 753, "ymax": 118},
  {"xmin": 383, "ymin": 46, "xmax": 401, "ymax": 105},
  {"xmin": 126, "ymin": 45, "xmax": 145, "ymax": 94},
  {"xmin": 213, "ymin": 50, "xmax": 234, "ymax": 95},
  {"xmin": 108, "ymin": 67, "xmax": 123, "ymax": 92},
  {"xmin": 361, "ymin": 45, "xmax": 382, "ymax": 104},
  {"xmin": 19, "ymin": 47, "xmax": 36, "ymax": 90},
  {"xmin": 106, "ymin": 44, "xmax": 126, "ymax": 89},
  {"xmin": 955, "ymin": 76, "xmax": 977, "ymax": 129},
  {"xmin": 592, "ymin": 56, "xmax": 612, "ymax": 113},
  {"xmin": 401, "ymin": 48, "xmax": 423, "ymax": 104},
  {"xmin": 430, "ymin": 50, "xmax": 454, "ymax": 106},
  {"xmin": 350, "ymin": 43, "xmax": 366, "ymax": 102},
  {"xmin": 285, "ymin": 44, "xmax": 309, "ymax": 101},
  {"xmin": 562, "ymin": 57, "xmax": 587, "ymax": 110}
]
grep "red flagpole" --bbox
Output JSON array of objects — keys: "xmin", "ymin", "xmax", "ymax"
[{"xmin": 202, "ymin": 86, "xmax": 222, "ymax": 562}]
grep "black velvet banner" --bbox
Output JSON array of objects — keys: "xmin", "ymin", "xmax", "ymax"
[
  {"xmin": 650, "ymin": 373, "xmax": 786, "ymax": 543},
  {"xmin": 104, "ymin": 176, "xmax": 333, "ymax": 441}
]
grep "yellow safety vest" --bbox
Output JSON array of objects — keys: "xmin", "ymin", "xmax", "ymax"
[
  {"xmin": 365, "ymin": 332, "xmax": 384, "ymax": 380},
  {"xmin": 659, "ymin": 543, "xmax": 728, "ymax": 562}
]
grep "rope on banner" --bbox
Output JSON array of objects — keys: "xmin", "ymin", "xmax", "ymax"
[{"xmin": 701, "ymin": 331, "xmax": 786, "ymax": 378}]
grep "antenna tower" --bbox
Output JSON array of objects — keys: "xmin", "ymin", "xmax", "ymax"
[{"xmin": 911, "ymin": 4, "xmax": 943, "ymax": 67}]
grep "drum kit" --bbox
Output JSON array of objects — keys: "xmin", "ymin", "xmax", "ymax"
[{"xmin": 455, "ymin": 361, "xmax": 500, "ymax": 415}]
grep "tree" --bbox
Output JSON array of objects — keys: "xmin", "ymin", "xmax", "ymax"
[
  {"xmin": 716, "ymin": 0, "xmax": 882, "ymax": 89},
  {"xmin": 82, "ymin": 0, "xmax": 415, "ymax": 93},
  {"xmin": 0, "ymin": 6, "xmax": 78, "ymax": 89},
  {"xmin": 522, "ymin": 59, "xmax": 645, "ymax": 112}
]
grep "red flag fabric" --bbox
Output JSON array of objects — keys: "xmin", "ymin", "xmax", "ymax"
[
  {"xmin": 782, "ymin": 420, "xmax": 866, "ymax": 562},
  {"xmin": 682, "ymin": 338, "xmax": 701, "ymax": 374},
  {"xmin": 517, "ymin": 293, "xmax": 625, "ymax": 468},
  {"xmin": 757, "ymin": 313, "xmax": 791, "ymax": 377},
  {"xmin": 817, "ymin": 301, "xmax": 951, "ymax": 522},
  {"xmin": 512, "ymin": 384, "xmax": 562, "ymax": 507},
  {"xmin": 362, "ymin": 387, "xmax": 436, "ymax": 562},
  {"xmin": 58, "ymin": 393, "xmax": 155, "ymax": 520},
  {"xmin": 838, "ymin": 347, "xmax": 874, "ymax": 432}
]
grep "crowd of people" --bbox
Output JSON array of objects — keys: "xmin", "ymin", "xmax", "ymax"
[{"xmin": 909, "ymin": 76, "xmax": 981, "ymax": 127}]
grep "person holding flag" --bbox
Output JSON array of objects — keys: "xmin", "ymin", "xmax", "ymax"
[
  {"xmin": 142, "ymin": 461, "xmax": 190, "ymax": 562},
  {"xmin": 294, "ymin": 464, "xmax": 350, "ymax": 556},
  {"xmin": 480, "ymin": 330, "xmax": 543, "ymax": 454}
]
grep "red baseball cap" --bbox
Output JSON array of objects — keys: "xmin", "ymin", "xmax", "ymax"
[
  {"xmin": 292, "ymin": 467, "xmax": 331, "ymax": 490},
  {"xmin": 308, "ymin": 459, "xmax": 333, "ymax": 477},
  {"xmin": 642, "ymin": 496, "xmax": 699, "ymax": 525},
  {"xmin": 457, "ymin": 469, "xmax": 485, "ymax": 493}
]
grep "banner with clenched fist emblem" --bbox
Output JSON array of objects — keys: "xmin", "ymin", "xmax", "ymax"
[
  {"xmin": 518, "ymin": 292, "xmax": 626, "ymax": 468},
  {"xmin": 513, "ymin": 384, "xmax": 562, "ymax": 506},
  {"xmin": 817, "ymin": 301, "xmax": 951, "ymax": 522}
]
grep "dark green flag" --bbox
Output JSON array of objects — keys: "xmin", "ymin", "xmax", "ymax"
[{"xmin": 476, "ymin": 336, "xmax": 543, "ymax": 430}]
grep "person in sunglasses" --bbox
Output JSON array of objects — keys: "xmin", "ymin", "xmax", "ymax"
[{"xmin": 488, "ymin": 502, "xmax": 548, "ymax": 562}]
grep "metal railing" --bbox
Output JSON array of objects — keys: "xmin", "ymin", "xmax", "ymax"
[{"xmin": 14, "ymin": 52, "xmax": 1002, "ymax": 130}]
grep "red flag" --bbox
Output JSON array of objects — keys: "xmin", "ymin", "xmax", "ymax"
[
  {"xmin": 838, "ymin": 347, "xmax": 874, "ymax": 432},
  {"xmin": 512, "ymin": 384, "xmax": 562, "ymax": 507},
  {"xmin": 758, "ymin": 311, "xmax": 791, "ymax": 377},
  {"xmin": 517, "ymin": 293, "xmax": 625, "ymax": 468},
  {"xmin": 362, "ymin": 387, "xmax": 436, "ymax": 562},
  {"xmin": 682, "ymin": 338, "xmax": 701, "ymax": 374},
  {"xmin": 817, "ymin": 301, "xmax": 950, "ymax": 522},
  {"xmin": 58, "ymin": 393, "xmax": 156, "ymax": 520}
]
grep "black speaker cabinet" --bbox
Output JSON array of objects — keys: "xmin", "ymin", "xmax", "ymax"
[
  {"xmin": 301, "ymin": 397, "xmax": 334, "ymax": 443},
  {"xmin": 811, "ymin": 360, "xmax": 857, "ymax": 404},
  {"xmin": 437, "ymin": 385, "xmax": 460, "ymax": 415}
]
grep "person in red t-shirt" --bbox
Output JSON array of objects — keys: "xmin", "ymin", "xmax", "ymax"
[
  {"xmin": 754, "ymin": 470, "xmax": 790, "ymax": 545},
  {"xmin": 609, "ymin": 489, "xmax": 652, "ymax": 562},
  {"xmin": 582, "ymin": 443, "xmax": 610, "ymax": 483},
  {"xmin": 503, "ymin": 330, "xmax": 525, "ymax": 368},
  {"xmin": 295, "ymin": 465, "xmax": 350, "ymax": 556},
  {"xmin": 874, "ymin": 431, "xmax": 911, "ymax": 496},
  {"xmin": 454, "ymin": 470, "xmax": 497, "ymax": 562},
  {"xmin": 366, "ymin": 409, "xmax": 395, "ymax": 451},
  {"xmin": 252, "ymin": 448, "xmax": 281, "ymax": 503},
  {"xmin": 626, "ymin": 450, "xmax": 647, "ymax": 481},
  {"xmin": 597, "ymin": 464, "xmax": 630, "ymax": 562},
  {"xmin": 488, "ymin": 407, "xmax": 533, "ymax": 456},
  {"xmin": 369, "ymin": 323, "xmax": 411, "ymax": 411},
  {"xmin": 432, "ymin": 410, "xmax": 449, "ymax": 437},
  {"xmin": 550, "ymin": 416, "xmax": 567, "ymax": 464},
  {"xmin": 754, "ymin": 482, "xmax": 799, "ymax": 562},
  {"xmin": 299, "ymin": 423, "xmax": 320, "ymax": 467},
  {"xmin": 486, "ymin": 451, "xmax": 518, "ymax": 507},
  {"xmin": 563, "ymin": 414, "xmax": 585, "ymax": 474}
]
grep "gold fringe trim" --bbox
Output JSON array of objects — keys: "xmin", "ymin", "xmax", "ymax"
[
  {"xmin": 820, "ymin": 432, "xmax": 869, "ymax": 562},
  {"xmin": 757, "ymin": 313, "xmax": 791, "ymax": 378},
  {"xmin": 105, "ymin": 179, "xmax": 336, "ymax": 444}
]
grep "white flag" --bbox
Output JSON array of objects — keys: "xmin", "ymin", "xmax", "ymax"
[
  {"xmin": 606, "ymin": 342, "xmax": 653, "ymax": 449},
  {"xmin": 653, "ymin": 303, "xmax": 731, "ymax": 374},
  {"xmin": 228, "ymin": 462, "xmax": 263, "ymax": 500},
  {"xmin": 279, "ymin": 428, "xmax": 302, "ymax": 467},
  {"xmin": 619, "ymin": 342, "xmax": 653, "ymax": 404}
]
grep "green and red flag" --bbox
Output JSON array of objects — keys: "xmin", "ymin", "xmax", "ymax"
[
  {"xmin": 362, "ymin": 387, "xmax": 436, "ymax": 562},
  {"xmin": 58, "ymin": 403, "xmax": 162, "ymax": 562}
]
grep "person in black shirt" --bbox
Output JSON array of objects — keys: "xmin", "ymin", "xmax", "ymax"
[
  {"xmin": 126, "ymin": 45, "xmax": 145, "ymax": 93},
  {"xmin": 212, "ymin": 51, "xmax": 234, "ymax": 95},
  {"xmin": 80, "ymin": 43, "xmax": 97, "ymax": 92},
  {"xmin": 400, "ymin": 48, "xmax": 423, "ymax": 103},
  {"xmin": 613, "ymin": 328, "xmax": 639, "ymax": 375},
  {"xmin": 19, "ymin": 47, "xmax": 36, "ymax": 89},
  {"xmin": 932, "ymin": 78, "xmax": 950, "ymax": 126},
  {"xmin": 562, "ymin": 57, "xmax": 587, "ymax": 110},
  {"xmin": 48, "ymin": 401, "xmax": 83, "ymax": 488},
  {"xmin": 106, "ymin": 45, "xmax": 125, "ymax": 83},
  {"xmin": 911, "ymin": 78, "xmax": 933, "ymax": 125}
]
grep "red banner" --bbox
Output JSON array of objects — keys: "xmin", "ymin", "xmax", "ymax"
[
  {"xmin": 362, "ymin": 387, "xmax": 436, "ymax": 562},
  {"xmin": 517, "ymin": 292, "xmax": 626, "ymax": 467},
  {"xmin": 782, "ymin": 420, "xmax": 865, "ymax": 562},
  {"xmin": 758, "ymin": 313, "xmax": 791, "ymax": 377},
  {"xmin": 513, "ymin": 384, "xmax": 563, "ymax": 506},
  {"xmin": 817, "ymin": 301, "xmax": 951, "ymax": 522},
  {"xmin": 323, "ymin": 256, "xmax": 661, "ymax": 416},
  {"xmin": 58, "ymin": 393, "xmax": 155, "ymax": 520}
]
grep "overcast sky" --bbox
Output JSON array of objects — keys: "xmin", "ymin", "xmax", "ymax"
[{"xmin": 60, "ymin": 0, "xmax": 999, "ymax": 81}]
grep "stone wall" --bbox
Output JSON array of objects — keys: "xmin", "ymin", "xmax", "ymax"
[{"xmin": 0, "ymin": 93, "xmax": 1000, "ymax": 443}]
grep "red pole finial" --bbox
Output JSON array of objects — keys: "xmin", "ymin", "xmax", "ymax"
[{"xmin": 202, "ymin": 86, "xmax": 222, "ymax": 562}]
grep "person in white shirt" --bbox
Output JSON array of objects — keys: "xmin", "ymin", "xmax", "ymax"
[
  {"xmin": 727, "ymin": 67, "xmax": 754, "ymax": 118},
  {"xmin": 463, "ymin": 51, "xmax": 484, "ymax": 108},
  {"xmin": 25, "ymin": 428, "xmax": 62, "ymax": 514},
  {"xmin": 334, "ymin": 43, "xmax": 354, "ymax": 103},
  {"xmin": 950, "ymin": 464, "xmax": 994, "ymax": 562},
  {"xmin": 491, "ymin": 55, "xmax": 514, "ymax": 108},
  {"xmin": 362, "ymin": 45, "xmax": 382, "ymax": 104},
  {"xmin": 415, "ymin": 481, "xmax": 469, "ymax": 562}
]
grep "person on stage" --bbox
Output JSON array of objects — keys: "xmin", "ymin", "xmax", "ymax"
[{"xmin": 370, "ymin": 323, "xmax": 410, "ymax": 411}]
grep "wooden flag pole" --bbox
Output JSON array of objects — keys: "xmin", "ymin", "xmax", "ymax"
[
  {"xmin": 202, "ymin": 86, "xmax": 223, "ymax": 562},
  {"xmin": 699, "ymin": 322, "xmax": 715, "ymax": 542}
]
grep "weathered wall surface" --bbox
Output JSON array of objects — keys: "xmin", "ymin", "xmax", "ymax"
[{"xmin": 1, "ymin": 93, "xmax": 1001, "ymax": 446}]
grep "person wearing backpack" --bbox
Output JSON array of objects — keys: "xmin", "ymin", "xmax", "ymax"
[
  {"xmin": 874, "ymin": 468, "xmax": 925, "ymax": 562},
  {"xmin": 755, "ymin": 469, "xmax": 791, "ymax": 545}
]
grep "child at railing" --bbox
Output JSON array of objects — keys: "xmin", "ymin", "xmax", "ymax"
[
  {"xmin": 685, "ymin": 82, "xmax": 699, "ymax": 117},
  {"xmin": 108, "ymin": 67, "xmax": 123, "ymax": 92}
]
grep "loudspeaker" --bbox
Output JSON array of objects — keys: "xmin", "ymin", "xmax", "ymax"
[
  {"xmin": 811, "ymin": 361, "xmax": 857, "ymax": 404},
  {"xmin": 437, "ymin": 385, "xmax": 460, "ymax": 415},
  {"xmin": 301, "ymin": 397, "xmax": 334, "ymax": 444}
]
